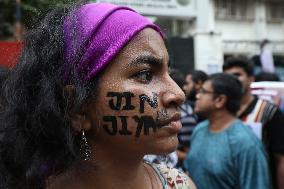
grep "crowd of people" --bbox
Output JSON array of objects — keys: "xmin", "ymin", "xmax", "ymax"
[
  {"xmin": 0, "ymin": 1, "xmax": 284, "ymax": 189},
  {"xmin": 177, "ymin": 57, "xmax": 284, "ymax": 189},
  {"xmin": 145, "ymin": 57, "xmax": 284, "ymax": 189},
  {"xmin": 178, "ymin": 57, "xmax": 284, "ymax": 189}
]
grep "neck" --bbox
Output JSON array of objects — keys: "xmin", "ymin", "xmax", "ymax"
[
  {"xmin": 237, "ymin": 91, "xmax": 254, "ymax": 116},
  {"xmin": 83, "ymin": 147, "xmax": 149, "ymax": 189},
  {"xmin": 208, "ymin": 110, "xmax": 236, "ymax": 132},
  {"xmin": 241, "ymin": 90, "xmax": 253, "ymax": 106},
  {"xmin": 48, "ymin": 145, "xmax": 152, "ymax": 189}
]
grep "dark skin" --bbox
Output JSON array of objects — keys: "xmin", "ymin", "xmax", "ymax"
[
  {"xmin": 47, "ymin": 28, "xmax": 196, "ymax": 189},
  {"xmin": 195, "ymin": 80, "xmax": 236, "ymax": 132},
  {"xmin": 223, "ymin": 67, "xmax": 255, "ymax": 117},
  {"xmin": 183, "ymin": 74, "xmax": 203, "ymax": 101}
]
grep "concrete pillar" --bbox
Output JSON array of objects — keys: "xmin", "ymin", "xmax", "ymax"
[
  {"xmin": 193, "ymin": 0, "xmax": 223, "ymax": 73},
  {"xmin": 195, "ymin": 0, "xmax": 215, "ymax": 32},
  {"xmin": 194, "ymin": 33, "xmax": 223, "ymax": 73},
  {"xmin": 254, "ymin": 0, "xmax": 267, "ymax": 41}
]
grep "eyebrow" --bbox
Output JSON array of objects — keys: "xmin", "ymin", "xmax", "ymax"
[
  {"xmin": 127, "ymin": 55, "xmax": 164, "ymax": 68},
  {"xmin": 230, "ymin": 72, "xmax": 241, "ymax": 76}
]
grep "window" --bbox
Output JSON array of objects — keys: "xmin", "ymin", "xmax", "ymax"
[
  {"xmin": 266, "ymin": 1, "xmax": 284, "ymax": 22},
  {"xmin": 215, "ymin": 0, "xmax": 252, "ymax": 20}
]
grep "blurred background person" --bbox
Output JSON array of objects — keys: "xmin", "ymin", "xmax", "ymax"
[
  {"xmin": 184, "ymin": 73, "xmax": 269, "ymax": 189},
  {"xmin": 183, "ymin": 70, "xmax": 208, "ymax": 109},
  {"xmin": 223, "ymin": 56, "xmax": 284, "ymax": 189},
  {"xmin": 176, "ymin": 70, "xmax": 208, "ymax": 170},
  {"xmin": 260, "ymin": 39, "xmax": 275, "ymax": 73}
]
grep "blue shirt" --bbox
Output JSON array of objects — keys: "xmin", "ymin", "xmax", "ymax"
[{"xmin": 184, "ymin": 119, "xmax": 269, "ymax": 189}]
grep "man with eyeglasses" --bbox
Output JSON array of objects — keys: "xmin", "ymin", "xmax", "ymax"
[{"xmin": 184, "ymin": 73, "xmax": 269, "ymax": 189}]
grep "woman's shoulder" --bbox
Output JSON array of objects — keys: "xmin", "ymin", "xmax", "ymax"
[{"xmin": 149, "ymin": 162, "xmax": 196, "ymax": 189}]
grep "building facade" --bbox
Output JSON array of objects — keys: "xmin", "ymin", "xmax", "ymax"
[
  {"xmin": 98, "ymin": 0, "xmax": 284, "ymax": 75},
  {"xmin": 179, "ymin": 0, "xmax": 284, "ymax": 74}
]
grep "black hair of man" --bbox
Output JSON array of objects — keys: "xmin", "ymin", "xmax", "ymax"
[
  {"xmin": 223, "ymin": 56, "xmax": 254, "ymax": 76},
  {"xmin": 260, "ymin": 39, "xmax": 270, "ymax": 50},
  {"xmin": 255, "ymin": 72, "xmax": 280, "ymax": 82},
  {"xmin": 169, "ymin": 68, "xmax": 185, "ymax": 89},
  {"xmin": 209, "ymin": 73, "xmax": 242, "ymax": 115},
  {"xmin": 188, "ymin": 70, "xmax": 208, "ymax": 84}
]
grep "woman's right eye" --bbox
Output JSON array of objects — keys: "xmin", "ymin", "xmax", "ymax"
[{"xmin": 133, "ymin": 70, "xmax": 153, "ymax": 84}]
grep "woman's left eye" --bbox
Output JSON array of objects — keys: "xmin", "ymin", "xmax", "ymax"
[{"xmin": 133, "ymin": 70, "xmax": 153, "ymax": 83}]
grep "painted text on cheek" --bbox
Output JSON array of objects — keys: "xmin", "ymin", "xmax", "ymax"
[
  {"xmin": 103, "ymin": 116, "xmax": 132, "ymax": 136},
  {"xmin": 107, "ymin": 92, "xmax": 135, "ymax": 110},
  {"xmin": 103, "ymin": 92, "xmax": 159, "ymax": 137},
  {"xmin": 103, "ymin": 115, "xmax": 159, "ymax": 137}
]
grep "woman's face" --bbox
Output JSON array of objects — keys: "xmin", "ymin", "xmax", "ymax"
[{"xmin": 85, "ymin": 28, "xmax": 185, "ymax": 155}]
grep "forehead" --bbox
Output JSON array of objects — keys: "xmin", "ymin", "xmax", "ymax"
[
  {"xmin": 224, "ymin": 66, "xmax": 247, "ymax": 75},
  {"xmin": 119, "ymin": 28, "xmax": 168, "ymax": 61}
]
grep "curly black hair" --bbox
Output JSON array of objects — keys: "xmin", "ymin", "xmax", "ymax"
[{"xmin": 0, "ymin": 2, "xmax": 101, "ymax": 189}]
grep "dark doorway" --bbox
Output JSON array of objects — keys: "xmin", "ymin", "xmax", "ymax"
[{"xmin": 167, "ymin": 37, "xmax": 194, "ymax": 75}]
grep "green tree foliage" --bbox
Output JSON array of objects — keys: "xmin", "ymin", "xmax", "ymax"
[
  {"xmin": 0, "ymin": 0, "xmax": 79, "ymax": 36},
  {"xmin": 21, "ymin": 0, "xmax": 79, "ymax": 28},
  {"xmin": 0, "ymin": 0, "xmax": 15, "ymax": 37}
]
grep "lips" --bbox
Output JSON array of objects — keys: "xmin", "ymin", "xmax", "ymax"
[
  {"xmin": 167, "ymin": 120, "xmax": 182, "ymax": 131},
  {"xmin": 156, "ymin": 112, "xmax": 182, "ymax": 134}
]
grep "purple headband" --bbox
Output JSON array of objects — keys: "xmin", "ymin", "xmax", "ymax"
[{"xmin": 63, "ymin": 3, "xmax": 164, "ymax": 83}]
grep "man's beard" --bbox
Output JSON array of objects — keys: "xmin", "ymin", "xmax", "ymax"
[{"xmin": 241, "ymin": 85, "xmax": 248, "ymax": 96}]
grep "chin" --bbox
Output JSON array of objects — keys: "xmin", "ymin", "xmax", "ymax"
[{"xmin": 148, "ymin": 135, "xmax": 179, "ymax": 155}]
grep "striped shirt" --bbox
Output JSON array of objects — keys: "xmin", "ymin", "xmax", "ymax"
[{"xmin": 178, "ymin": 101, "xmax": 198, "ymax": 148}]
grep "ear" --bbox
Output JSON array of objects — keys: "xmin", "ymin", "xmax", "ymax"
[
  {"xmin": 71, "ymin": 112, "xmax": 92, "ymax": 132},
  {"xmin": 214, "ymin": 94, "xmax": 227, "ymax": 109}
]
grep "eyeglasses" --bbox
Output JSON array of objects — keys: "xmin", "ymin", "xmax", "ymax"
[{"xmin": 197, "ymin": 88, "xmax": 215, "ymax": 95}]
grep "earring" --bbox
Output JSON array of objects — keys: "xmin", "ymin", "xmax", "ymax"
[{"xmin": 80, "ymin": 130, "xmax": 91, "ymax": 161}]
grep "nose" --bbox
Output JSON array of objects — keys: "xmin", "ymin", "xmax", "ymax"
[{"xmin": 161, "ymin": 76, "xmax": 185, "ymax": 108}]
